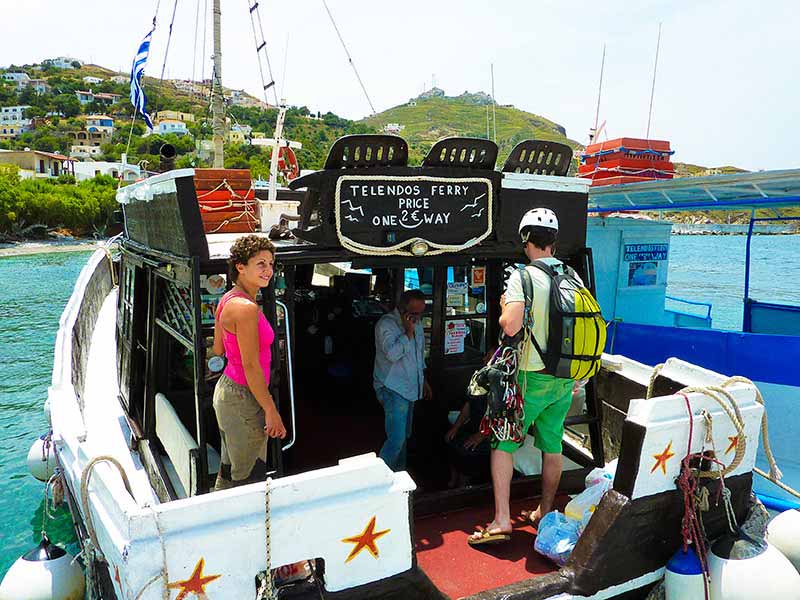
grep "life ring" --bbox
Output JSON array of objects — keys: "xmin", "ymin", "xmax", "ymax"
[{"xmin": 277, "ymin": 146, "xmax": 300, "ymax": 181}]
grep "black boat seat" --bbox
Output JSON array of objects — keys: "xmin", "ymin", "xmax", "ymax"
[
  {"xmin": 422, "ymin": 137, "xmax": 498, "ymax": 170},
  {"xmin": 323, "ymin": 134, "xmax": 409, "ymax": 169},
  {"xmin": 502, "ymin": 140, "xmax": 573, "ymax": 176}
]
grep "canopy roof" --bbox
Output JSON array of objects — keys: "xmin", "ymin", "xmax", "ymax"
[{"xmin": 588, "ymin": 168, "xmax": 800, "ymax": 212}]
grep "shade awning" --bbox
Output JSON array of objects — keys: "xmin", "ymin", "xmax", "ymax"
[{"xmin": 588, "ymin": 168, "xmax": 800, "ymax": 212}]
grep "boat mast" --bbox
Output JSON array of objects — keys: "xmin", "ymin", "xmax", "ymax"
[
  {"xmin": 590, "ymin": 44, "xmax": 606, "ymax": 143},
  {"xmin": 211, "ymin": 0, "xmax": 224, "ymax": 168},
  {"xmin": 491, "ymin": 63, "xmax": 497, "ymax": 143},
  {"xmin": 646, "ymin": 23, "xmax": 662, "ymax": 139},
  {"xmin": 268, "ymin": 103, "xmax": 287, "ymax": 202}
]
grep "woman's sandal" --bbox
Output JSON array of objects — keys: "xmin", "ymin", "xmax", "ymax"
[
  {"xmin": 520, "ymin": 509, "xmax": 542, "ymax": 527},
  {"xmin": 467, "ymin": 525, "xmax": 512, "ymax": 546}
]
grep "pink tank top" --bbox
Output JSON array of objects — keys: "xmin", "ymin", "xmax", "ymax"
[{"xmin": 216, "ymin": 291, "xmax": 274, "ymax": 386}]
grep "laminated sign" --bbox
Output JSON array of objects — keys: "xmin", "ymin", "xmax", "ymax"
[{"xmin": 335, "ymin": 175, "xmax": 493, "ymax": 256}]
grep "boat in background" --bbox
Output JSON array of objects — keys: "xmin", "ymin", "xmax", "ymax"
[
  {"xmin": 579, "ymin": 137, "xmax": 676, "ymax": 187},
  {"xmin": 585, "ymin": 168, "xmax": 800, "ymax": 509}
]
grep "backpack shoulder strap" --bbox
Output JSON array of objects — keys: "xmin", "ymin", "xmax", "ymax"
[
  {"xmin": 516, "ymin": 266, "xmax": 547, "ymax": 362},
  {"xmin": 517, "ymin": 266, "xmax": 534, "ymax": 330}
]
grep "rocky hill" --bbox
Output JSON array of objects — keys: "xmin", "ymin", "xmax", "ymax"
[{"xmin": 361, "ymin": 89, "xmax": 580, "ymax": 166}]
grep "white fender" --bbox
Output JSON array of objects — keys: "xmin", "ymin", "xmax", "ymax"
[
  {"xmin": 768, "ymin": 509, "xmax": 800, "ymax": 572},
  {"xmin": 665, "ymin": 546, "xmax": 705, "ymax": 600},
  {"xmin": 26, "ymin": 435, "xmax": 57, "ymax": 482},
  {"xmin": 708, "ymin": 538, "xmax": 800, "ymax": 600},
  {"xmin": 0, "ymin": 536, "xmax": 84, "ymax": 600}
]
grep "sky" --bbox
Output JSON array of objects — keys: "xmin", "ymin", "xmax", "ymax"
[{"xmin": 1, "ymin": 0, "xmax": 798, "ymax": 171}]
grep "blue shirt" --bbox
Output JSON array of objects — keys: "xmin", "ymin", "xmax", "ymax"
[{"xmin": 373, "ymin": 309, "xmax": 425, "ymax": 401}]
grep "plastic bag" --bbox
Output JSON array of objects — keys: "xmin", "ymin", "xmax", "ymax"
[
  {"xmin": 533, "ymin": 511, "xmax": 581, "ymax": 566},
  {"xmin": 565, "ymin": 476, "xmax": 612, "ymax": 531},
  {"xmin": 584, "ymin": 458, "xmax": 617, "ymax": 488},
  {"xmin": 511, "ymin": 434, "xmax": 542, "ymax": 476}
]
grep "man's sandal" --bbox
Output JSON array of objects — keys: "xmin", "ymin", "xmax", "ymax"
[{"xmin": 467, "ymin": 525, "xmax": 512, "ymax": 546}]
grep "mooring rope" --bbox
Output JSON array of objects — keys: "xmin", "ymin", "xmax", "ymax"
[{"xmin": 256, "ymin": 477, "xmax": 276, "ymax": 600}]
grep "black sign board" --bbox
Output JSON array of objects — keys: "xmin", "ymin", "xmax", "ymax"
[{"xmin": 335, "ymin": 175, "xmax": 493, "ymax": 255}]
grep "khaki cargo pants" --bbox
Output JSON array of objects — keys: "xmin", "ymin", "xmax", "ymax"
[{"xmin": 212, "ymin": 374, "xmax": 268, "ymax": 489}]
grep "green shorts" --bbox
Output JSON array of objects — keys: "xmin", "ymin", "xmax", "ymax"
[{"xmin": 494, "ymin": 371, "xmax": 573, "ymax": 455}]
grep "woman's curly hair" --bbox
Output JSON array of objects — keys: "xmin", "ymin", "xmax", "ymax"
[{"xmin": 228, "ymin": 235, "xmax": 276, "ymax": 283}]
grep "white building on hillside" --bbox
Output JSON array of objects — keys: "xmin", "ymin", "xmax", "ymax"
[
  {"xmin": 43, "ymin": 57, "xmax": 82, "ymax": 69},
  {"xmin": 83, "ymin": 76, "xmax": 103, "ymax": 85},
  {"xmin": 110, "ymin": 75, "xmax": 129, "ymax": 85},
  {"xmin": 25, "ymin": 79, "xmax": 51, "ymax": 94},
  {"xmin": 73, "ymin": 160, "xmax": 141, "ymax": 182},
  {"xmin": 157, "ymin": 119, "xmax": 189, "ymax": 136},
  {"xmin": 85, "ymin": 115, "xmax": 114, "ymax": 135},
  {"xmin": 70, "ymin": 145, "xmax": 103, "ymax": 159},
  {"xmin": 2, "ymin": 72, "xmax": 31, "ymax": 89},
  {"xmin": 0, "ymin": 105, "xmax": 32, "ymax": 126}
]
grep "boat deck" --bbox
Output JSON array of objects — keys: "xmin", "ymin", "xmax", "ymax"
[{"xmin": 414, "ymin": 495, "xmax": 568, "ymax": 599}]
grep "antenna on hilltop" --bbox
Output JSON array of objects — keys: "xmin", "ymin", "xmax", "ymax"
[{"xmin": 646, "ymin": 23, "xmax": 662, "ymax": 139}]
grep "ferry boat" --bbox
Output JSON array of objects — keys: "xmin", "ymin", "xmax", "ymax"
[{"xmin": 38, "ymin": 134, "xmax": 793, "ymax": 599}]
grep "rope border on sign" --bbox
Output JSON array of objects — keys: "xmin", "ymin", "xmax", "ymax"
[{"xmin": 334, "ymin": 175, "xmax": 493, "ymax": 256}]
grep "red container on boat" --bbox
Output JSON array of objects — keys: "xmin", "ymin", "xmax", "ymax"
[
  {"xmin": 193, "ymin": 168, "xmax": 259, "ymax": 233},
  {"xmin": 584, "ymin": 137, "xmax": 672, "ymax": 155},
  {"xmin": 579, "ymin": 138, "xmax": 675, "ymax": 187}
]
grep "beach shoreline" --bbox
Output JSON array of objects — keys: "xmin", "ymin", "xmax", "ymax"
[{"xmin": 0, "ymin": 239, "xmax": 100, "ymax": 257}]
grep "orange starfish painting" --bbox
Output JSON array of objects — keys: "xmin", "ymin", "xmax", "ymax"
[
  {"xmin": 167, "ymin": 558, "xmax": 221, "ymax": 600},
  {"xmin": 341, "ymin": 516, "xmax": 391, "ymax": 563},
  {"xmin": 651, "ymin": 441, "xmax": 676, "ymax": 475}
]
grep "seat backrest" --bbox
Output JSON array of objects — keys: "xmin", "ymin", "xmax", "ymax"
[
  {"xmin": 422, "ymin": 137, "xmax": 498, "ymax": 170},
  {"xmin": 323, "ymin": 134, "xmax": 409, "ymax": 169},
  {"xmin": 502, "ymin": 140, "xmax": 573, "ymax": 176}
]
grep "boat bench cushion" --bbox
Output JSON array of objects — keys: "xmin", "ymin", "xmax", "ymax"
[{"xmin": 155, "ymin": 392, "xmax": 220, "ymax": 497}]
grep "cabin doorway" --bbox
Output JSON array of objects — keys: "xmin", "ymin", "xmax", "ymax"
[{"xmin": 276, "ymin": 260, "xmax": 507, "ymax": 493}]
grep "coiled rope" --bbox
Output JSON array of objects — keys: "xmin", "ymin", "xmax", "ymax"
[
  {"xmin": 78, "ymin": 456, "xmax": 133, "ymax": 600},
  {"xmin": 646, "ymin": 365, "xmax": 796, "ymax": 495}
]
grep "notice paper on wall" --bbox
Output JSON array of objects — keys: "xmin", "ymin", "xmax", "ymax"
[
  {"xmin": 445, "ymin": 320, "xmax": 467, "ymax": 354},
  {"xmin": 446, "ymin": 281, "xmax": 468, "ymax": 307}
]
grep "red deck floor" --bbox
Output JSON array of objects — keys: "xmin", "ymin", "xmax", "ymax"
[{"xmin": 414, "ymin": 496, "xmax": 569, "ymax": 599}]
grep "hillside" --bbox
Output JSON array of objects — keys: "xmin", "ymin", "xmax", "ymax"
[{"xmin": 361, "ymin": 88, "xmax": 581, "ymax": 166}]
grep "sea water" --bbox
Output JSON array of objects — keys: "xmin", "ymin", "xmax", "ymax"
[
  {"xmin": 0, "ymin": 251, "xmax": 90, "ymax": 577},
  {"xmin": 1, "ymin": 236, "xmax": 798, "ymax": 578}
]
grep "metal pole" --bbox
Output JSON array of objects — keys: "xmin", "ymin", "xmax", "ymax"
[
  {"xmin": 211, "ymin": 0, "xmax": 224, "ymax": 168},
  {"xmin": 269, "ymin": 105, "xmax": 287, "ymax": 203},
  {"xmin": 491, "ymin": 64, "xmax": 497, "ymax": 143},
  {"xmin": 646, "ymin": 23, "xmax": 662, "ymax": 139},
  {"xmin": 592, "ymin": 44, "xmax": 606, "ymax": 142},
  {"xmin": 743, "ymin": 211, "xmax": 755, "ymax": 332}
]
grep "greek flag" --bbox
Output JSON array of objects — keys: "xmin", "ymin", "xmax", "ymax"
[{"xmin": 129, "ymin": 26, "xmax": 155, "ymax": 130}]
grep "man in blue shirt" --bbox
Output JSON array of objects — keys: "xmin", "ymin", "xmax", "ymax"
[{"xmin": 374, "ymin": 289, "xmax": 432, "ymax": 471}]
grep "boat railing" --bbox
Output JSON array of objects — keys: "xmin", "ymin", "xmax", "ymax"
[{"xmin": 664, "ymin": 294, "xmax": 712, "ymax": 328}]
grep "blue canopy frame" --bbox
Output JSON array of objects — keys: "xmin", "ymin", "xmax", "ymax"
[{"xmin": 588, "ymin": 168, "xmax": 800, "ymax": 213}]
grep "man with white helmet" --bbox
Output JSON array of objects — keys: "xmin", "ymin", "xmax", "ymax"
[{"xmin": 469, "ymin": 207, "xmax": 578, "ymax": 545}]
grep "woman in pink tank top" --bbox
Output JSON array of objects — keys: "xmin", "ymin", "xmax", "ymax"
[{"xmin": 211, "ymin": 235, "xmax": 286, "ymax": 490}]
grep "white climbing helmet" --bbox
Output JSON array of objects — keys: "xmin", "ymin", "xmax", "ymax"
[{"xmin": 519, "ymin": 207, "xmax": 559, "ymax": 239}]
